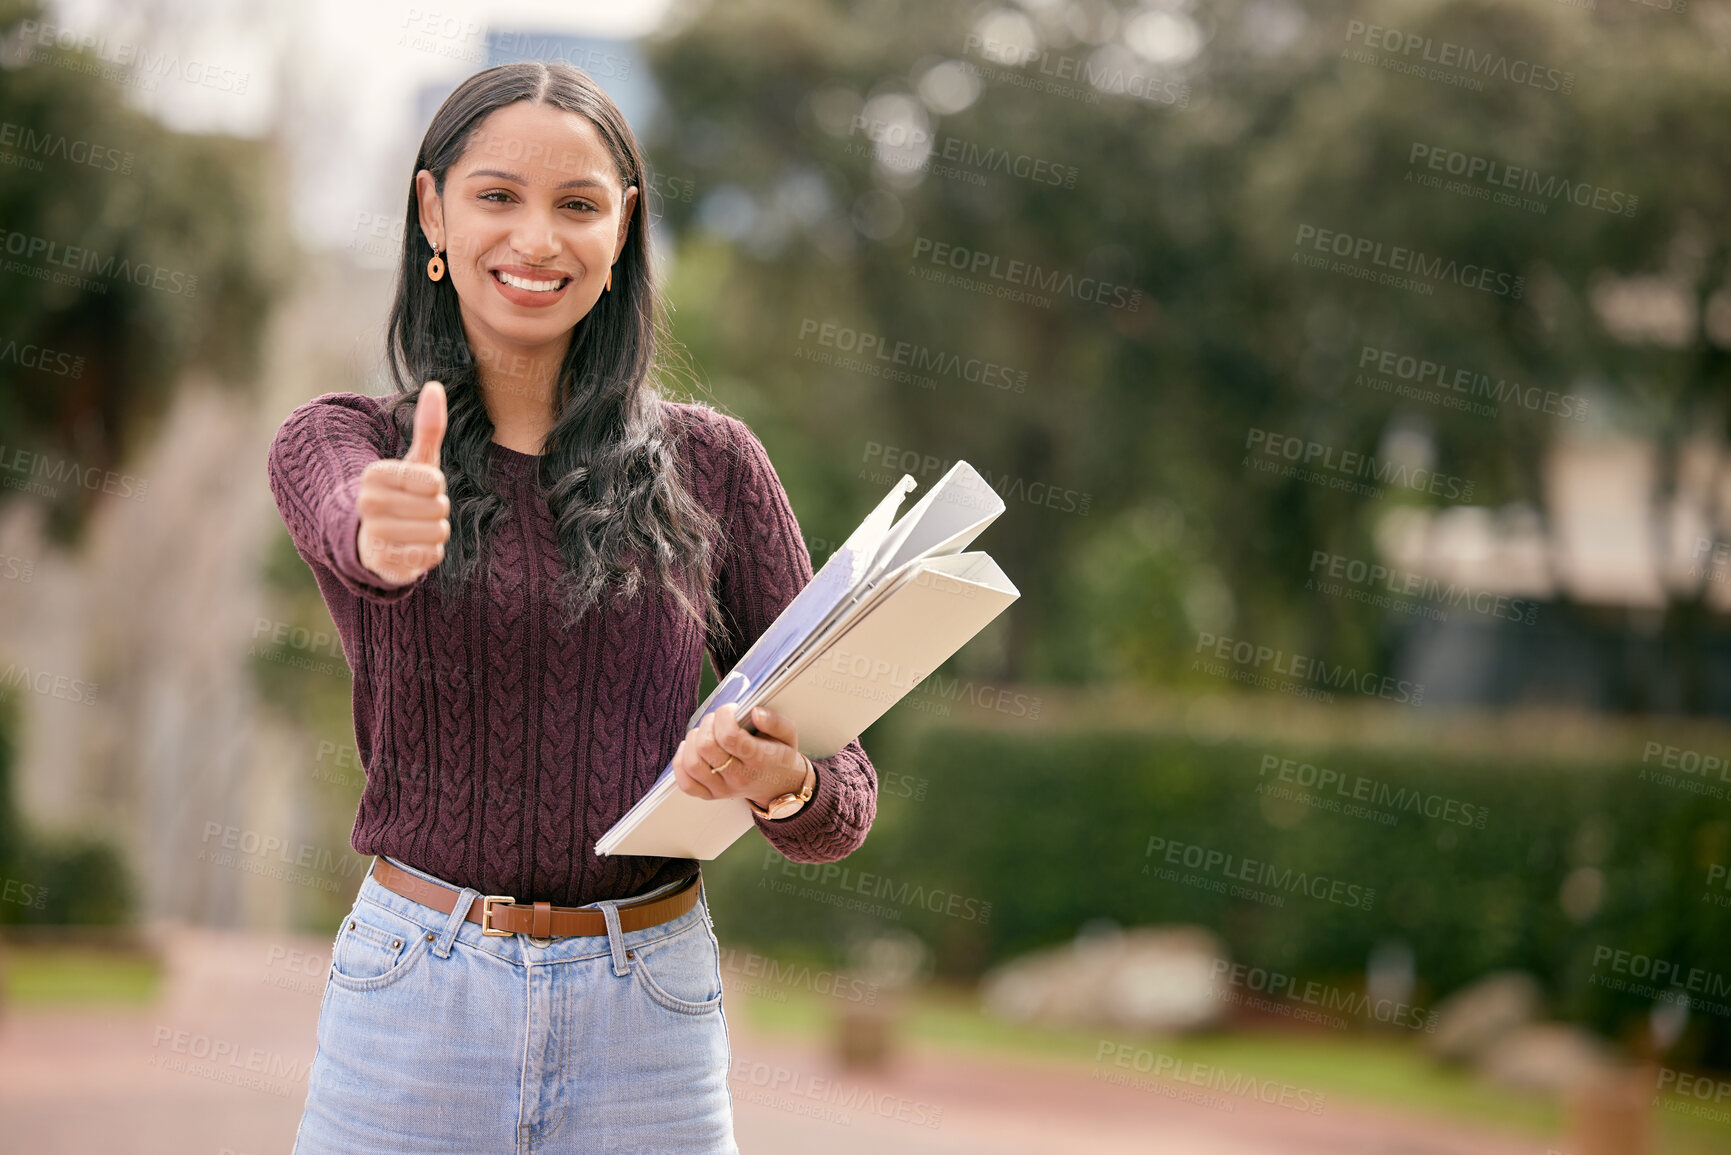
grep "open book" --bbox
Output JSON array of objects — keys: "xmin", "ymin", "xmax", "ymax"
[{"xmin": 594, "ymin": 460, "xmax": 1020, "ymax": 859}]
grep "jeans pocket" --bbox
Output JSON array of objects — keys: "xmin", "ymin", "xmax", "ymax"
[
  {"xmin": 632, "ymin": 919, "xmax": 724, "ymax": 1015},
  {"xmin": 328, "ymin": 902, "xmax": 428, "ymax": 992}
]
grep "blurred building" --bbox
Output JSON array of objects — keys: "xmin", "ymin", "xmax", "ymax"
[{"xmin": 1383, "ymin": 434, "xmax": 1731, "ymax": 714}]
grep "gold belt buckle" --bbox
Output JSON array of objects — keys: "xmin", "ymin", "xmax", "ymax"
[{"xmin": 480, "ymin": 894, "xmax": 516, "ymax": 936}]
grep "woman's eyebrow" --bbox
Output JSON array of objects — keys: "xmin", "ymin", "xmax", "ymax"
[{"xmin": 463, "ymin": 167, "xmax": 609, "ymax": 191}]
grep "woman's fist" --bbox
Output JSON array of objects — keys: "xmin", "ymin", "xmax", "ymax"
[
  {"xmin": 358, "ymin": 381, "xmax": 450, "ymax": 587},
  {"xmin": 671, "ymin": 703, "xmax": 811, "ymax": 807}
]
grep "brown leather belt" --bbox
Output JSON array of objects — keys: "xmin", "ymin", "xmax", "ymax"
[{"xmin": 370, "ymin": 857, "xmax": 700, "ymax": 939}]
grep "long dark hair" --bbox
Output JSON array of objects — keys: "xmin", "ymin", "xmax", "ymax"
[{"xmin": 382, "ymin": 61, "xmax": 724, "ymax": 636}]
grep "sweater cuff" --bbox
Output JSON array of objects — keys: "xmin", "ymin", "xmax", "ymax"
[
  {"xmin": 322, "ymin": 474, "xmax": 421, "ymax": 604},
  {"xmin": 752, "ymin": 757, "xmax": 835, "ymax": 841}
]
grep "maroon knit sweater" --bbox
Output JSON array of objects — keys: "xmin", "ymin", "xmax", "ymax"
[{"xmin": 265, "ymin": 391, "xmax": 877, "ymax": 906}]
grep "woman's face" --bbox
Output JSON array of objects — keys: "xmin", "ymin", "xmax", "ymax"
[{"xmin": 415, "ymin": 100, "xmax": 638, "ymax": 358}]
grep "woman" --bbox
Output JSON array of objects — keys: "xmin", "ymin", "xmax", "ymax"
[{"xmin": 266, "ymin": 60, "xmax": 878, "ymax": 1154}]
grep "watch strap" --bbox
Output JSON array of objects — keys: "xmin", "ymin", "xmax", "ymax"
[{"xmin": 750, "ymin": 756, "xmax": 816, "ymax": 820}]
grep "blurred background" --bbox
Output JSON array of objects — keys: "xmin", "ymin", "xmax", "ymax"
[{"xmin": 0, "ymin": 0, "xmax": 1728, "ymax": 1151}]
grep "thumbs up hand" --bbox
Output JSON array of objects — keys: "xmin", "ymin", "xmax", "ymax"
[{"xmin": 357, "ymin": 381, "xmax": 451, "ymax": 587}]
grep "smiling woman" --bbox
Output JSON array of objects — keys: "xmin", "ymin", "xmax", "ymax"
[{"xmin": 266, "ymin": 60, "xmax": 878, "ymax": 1155}]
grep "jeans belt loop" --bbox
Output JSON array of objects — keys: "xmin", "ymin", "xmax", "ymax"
[
  {"xmin": 435, "ymin": 885, "xmax": 478, "ymax": 958},
  {"xmin": 600, "ymin": 900, "xmax": 630, "ymax": 976}
]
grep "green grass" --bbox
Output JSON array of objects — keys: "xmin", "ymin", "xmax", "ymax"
[
  {"xmin": 734, "ymin": 981, "xmax": 1731, "ymax": 1155},
  {"xmin": 1, "ymin": 948, "xmax": 162, "ymax": 1004}
]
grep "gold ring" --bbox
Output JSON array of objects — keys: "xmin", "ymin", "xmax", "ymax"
[{"xmin": 710, "ymin": 755, "xmax": 735, "ymax": 775}]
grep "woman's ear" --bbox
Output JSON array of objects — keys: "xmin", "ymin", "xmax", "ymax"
[
  {"xmin": 414, "ymin": 169, "xmax": 444, "ymax": 251},
  {"xmin": 614, "ymin": 184, "xmax": 639, "ymax": 263}
]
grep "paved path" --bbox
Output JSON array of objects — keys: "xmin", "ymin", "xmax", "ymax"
[{"xmin": 0, "ymin": 925, "xmax": 1567, "ymax": 1154}]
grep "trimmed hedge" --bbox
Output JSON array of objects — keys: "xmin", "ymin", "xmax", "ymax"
[{"xmin": 703, "ymin": 717, "xmax": 1731, "ymax": 1066}]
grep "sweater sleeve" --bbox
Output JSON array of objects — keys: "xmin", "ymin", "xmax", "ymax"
[
  {"xmin": 265, "ymin": 391, "xmax": 422, "ymax": 605},
  {"xmin": 704, "ymin": 413, "xmax": 878, "ymax": 864}
]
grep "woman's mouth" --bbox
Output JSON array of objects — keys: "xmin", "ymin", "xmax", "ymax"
[{"xmin": 489, "ymin": 267, "xmax": 574, "ymax": 307}]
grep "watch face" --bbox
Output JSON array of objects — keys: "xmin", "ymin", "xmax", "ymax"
[{"xmin": 767, "ymin": 797, "xmax": 799, "ymax": 819}]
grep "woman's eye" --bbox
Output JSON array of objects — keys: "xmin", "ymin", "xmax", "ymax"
[
  {"xmin": 479, "ymin": 191, "xmax": 512, "ymax": 203},
  {"xmin": 563, "ymin": 200, "xmax": 598, "ymax": 213}
]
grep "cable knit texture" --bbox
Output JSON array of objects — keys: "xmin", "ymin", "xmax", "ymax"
[{"xmin": 265, "ymin": 391, "xmax": 878, "ymax": 906}]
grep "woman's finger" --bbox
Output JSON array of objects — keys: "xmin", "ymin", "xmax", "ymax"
[
  {"xmin": 691, "ymin": 710, "xmax": 733, "ymax": 770},
  {"xmin": 363, "ymin": 516, "xmax": 450, "ymax": 544},
  {"xmin": 362, "ymin": 539, "xmax": 443, "ymax": 580},
  {"xmin": 712, "ymin": 703, "xmax": 781, "ymax": 769},
  {"xmin": 357, "ymin": 487, "xmax": 450, "ymax": 521},
  {"xmin": 362, "ymin": 458, "xmax": 446, "ymax": 496},
  {"xmin": 671, "ymin": 738, "xmax": 718, "ymax": 799},
  {"xmin": 743, "ymin": 706, "xmax": 798, "ymax": 749}
]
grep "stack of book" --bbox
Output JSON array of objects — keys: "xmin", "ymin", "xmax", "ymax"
[{"xmin": 596, "ymin": 460, "xmax": 1020, "ymax": 859}]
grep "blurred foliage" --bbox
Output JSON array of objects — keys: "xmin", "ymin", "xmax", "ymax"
[
  {"xmin": 644, "ymin": 0, "xmax": 1731, "ymax": 706},
  {"xmin": 252, "ymin": 524, "xmax": 376, "ymax": 932},
  {"xmin": 704, "ymin": 712, "xmax": 1731, "ymax": 1066},
  {"xmin": 0, "ymin": 0, "xmax": 289, "ymax": 545},
  {"xmin": 0, "ymin": 694, "xmax": 135, "ymax": 926}
]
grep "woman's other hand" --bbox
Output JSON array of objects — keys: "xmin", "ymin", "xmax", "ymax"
[{"xmin": 671, "ymin": 703, "xmax": 810, "ymax": 807}]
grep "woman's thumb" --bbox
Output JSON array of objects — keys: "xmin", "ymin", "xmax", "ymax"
[{"xmin": 406, "ymin": 381, "xmax": 447, "ymax": 467}]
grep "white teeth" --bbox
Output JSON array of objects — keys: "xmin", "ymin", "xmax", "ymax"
[{"xmin": 495, "ymin": 270, "xmax": 565, "ymax": 292}]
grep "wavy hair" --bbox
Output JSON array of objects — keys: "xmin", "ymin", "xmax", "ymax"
[{"xmin": 380, "ymin": 60, "xmax": 724, "ymax": 637}]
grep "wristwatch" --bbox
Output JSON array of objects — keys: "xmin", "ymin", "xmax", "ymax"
[{"xmin": 748, "ymin": 756, "xmax": 816, "ymax": 820}]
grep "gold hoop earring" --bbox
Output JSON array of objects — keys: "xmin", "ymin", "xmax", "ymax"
[
  {"xmin": 427, "ymin": 248, "xmax": 445, "ymax": 282},
  {"xmin": 606, "ymin": 265, "xmax": 613, "ymax": 293}
]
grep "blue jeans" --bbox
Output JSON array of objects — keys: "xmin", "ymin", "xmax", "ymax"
[{"xmin": 292, "ymin": 855, "xmax": 739, "ymax": 1154}]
